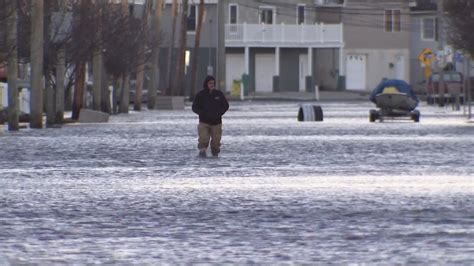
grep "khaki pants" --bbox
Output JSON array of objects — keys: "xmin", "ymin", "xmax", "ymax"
[{"xmin": 197, "ymin": 122, "xmax": 222, "ymax": 154}]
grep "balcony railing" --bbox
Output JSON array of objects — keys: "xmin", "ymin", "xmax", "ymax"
[{"xmin": 225, "ymin": 23, "xmax": 344, "ymax": 47}]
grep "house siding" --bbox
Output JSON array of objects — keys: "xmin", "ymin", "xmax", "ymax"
[{"xmin": 342, "ymin": 0, "xmax": 411, "ymax": 91}]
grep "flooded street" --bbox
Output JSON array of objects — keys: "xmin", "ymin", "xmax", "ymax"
[{"xmin": 1, "ymin": 101, "xmax": 473, "ymax": 264}]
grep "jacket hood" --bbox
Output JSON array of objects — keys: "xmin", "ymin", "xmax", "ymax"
[{"xmin": 203, "ymin": 75, "xmax": 216, "ymax": 90}]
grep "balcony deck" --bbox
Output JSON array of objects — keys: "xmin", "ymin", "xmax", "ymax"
[{"xmin": 225, "ymin": 23, "xmax": 344, "ymax": 48}]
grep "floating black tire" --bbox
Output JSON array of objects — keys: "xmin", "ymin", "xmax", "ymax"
[{"xmin": 298, "ymin": 104, "xmax": 323, "ymax": 122}]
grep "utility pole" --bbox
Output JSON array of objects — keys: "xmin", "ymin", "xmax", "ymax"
[
  {"xmin": 189, "ymin": 0, "xmax": 205, "ymax": 101},
  {"xmin": 119, "ymin": 0, "xmax": 131, "ymax": 113},
  {"xmin": 174, "ymin": 0, "xmax": 188, "ymax": 96},
  {"xmin": 7, "ymin": 0, "xmax": 19, "ymax": 131},
  {"xmin": 92, "ymin": 6, "xmax": 103, "ymax": 112},
  {"xmin": 216, "ymin": 0, "xmax": 225, "ymax": 92},
  {"xmin": 437, "ymin": 0, "xmax": 445, "ymax": 107},
  {"xmin": 166, "ymin": 0, "xmax": 178, "ymax": 96},
  {"xmin": 134, "ymin": 0, "xmax": 150, "ymax": 111},
  {"xmin": 30, "ymin": 0, "xmax": 44, "ymax": 128}
]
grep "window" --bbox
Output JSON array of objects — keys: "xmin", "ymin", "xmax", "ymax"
[
  {"xmin": 384, "ymin": 9, "xmax": 401, "ymax": 32},
  {"xmin": 422, "ymin": 17, "xmax": 437, "ymax": 41},
  {"xmin": 315, "ymin": 0, "xmax": 345, "ymax": 6},
  {"xmin": 229, "ymin": 4, "xmax": 238, "ymax": 24},
  {"xmin": 259, "ymin": 7, "xmax": 274, "ymax": 24},
  {"xmin": 297, "ymin": 4, "xmax": 305, "ymax": 24},
  {"xmin": 187, "ymin": 5, "xmax": 197, "ymax": 32}
]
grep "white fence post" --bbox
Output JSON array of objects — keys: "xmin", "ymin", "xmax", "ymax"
[{"xmin": 315, "ymin": 85, "xmax": 320, "ymax": 100}]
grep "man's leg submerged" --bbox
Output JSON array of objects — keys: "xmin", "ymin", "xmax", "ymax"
[
  {"xmin": 210, "ymin": 124, "xmax": 222, "ymax": 157},
  {"xmin": 198, "ymin": 123, "xmax": 211, "ymax": 156}
]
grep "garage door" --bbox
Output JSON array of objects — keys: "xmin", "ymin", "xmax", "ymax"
[
  {"xmin": 226, "ymin": 53, "xmax": 245, "ymax": 92},
  {"xmin": 255, "ymin": 54, "xmax": 274, "ymax": 93},
  {"xmin": 346, "ymin": 54, "xmax": 367, "ymax": 91}
]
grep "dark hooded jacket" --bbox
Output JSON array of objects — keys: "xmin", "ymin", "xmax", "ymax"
[{"xmin": 192, "ymin": 76, "xmax": 229, "ymax": 125}]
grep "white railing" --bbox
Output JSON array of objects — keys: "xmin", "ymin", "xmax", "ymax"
[{"xmin": 225, "ymin": 23, "xmax": 343, "ymax": 47}]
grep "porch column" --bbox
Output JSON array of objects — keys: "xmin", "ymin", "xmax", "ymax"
[
  {"xmin": 244, "ymin": 46, "xmax": 250, "ymax": 95},
  {"xmin": 308, "ymin": 47, "xmax": 313, "ymax": 92},
  {"xmin": 274, "ymin": 47, "xmax": 280, "ymax": 92},
  {"xmin": 339, "ymin": 47, "xmax": 345, "ymax": 90},
  {"xmin": 275, "ymin": 47, "xmax": 280, "ymax": 75},
  {"xmin": 339, "ymin": 47, "xmax": 345, "ymax": 76},
  {"xmin": 245, "ymin": 46, "xmax": 250, "ymax": 75},
  {"xmin": 308, "ymin": 47, "xmax": 313, "ymax": 75}
]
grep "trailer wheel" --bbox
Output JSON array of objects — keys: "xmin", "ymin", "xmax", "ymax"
[
  {"xmin": 411, "ymin": 110, "xmax": 420, "ymax": 122},
  {"xmin": 369, "ymin": 110, "xmax": 377, "ymax": 122}
]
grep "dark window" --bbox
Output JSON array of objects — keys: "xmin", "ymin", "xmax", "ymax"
[
  {"xmin": 422, "ymin": 17, "xmax": 437, "ymax": 40},
  {"xmin": 260, "ymin": 8, "xmax": 273, "ymax": 24},
  {"xmin": 297, "ymin": 5, "xmax": 305, "ymax": 24},
  {"xmin": 385, "ymin": 9, "xmax": 401, "ymax": 32},
  {"xmin": 187, "ymin": 5, "xmax": 197, "ymax": 31},
  {"xmin": 230, "ymin": 5, "xmax": 237, "ymax": 24}
]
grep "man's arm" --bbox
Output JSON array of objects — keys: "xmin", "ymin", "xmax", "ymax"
[{"xmin": 192, "ymin": 93, "xmax": 203, "ymax": 115}]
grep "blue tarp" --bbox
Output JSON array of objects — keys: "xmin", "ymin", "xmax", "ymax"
[{"xmin": 369, "ymin": 79, "xmax": 419, "ymax": 105}]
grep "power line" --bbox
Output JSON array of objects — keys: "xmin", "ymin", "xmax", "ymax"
[{"xmin": 236, "ymin": 1, "xmax": 449, "ymax": 34}]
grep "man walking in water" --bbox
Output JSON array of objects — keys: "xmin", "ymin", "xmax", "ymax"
[{"xmin": 192, "ymin": 75, "xmax": 229, "ymax": 157}]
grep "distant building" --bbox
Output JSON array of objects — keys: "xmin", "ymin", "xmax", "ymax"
[{"xmin": 222, "ymin": 0, "xmax": 411, "ymax": 94}]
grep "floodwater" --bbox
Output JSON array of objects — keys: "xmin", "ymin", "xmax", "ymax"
[{"xmin": 1, "ymin": 101, "xmax": 473, "ymax": 264}]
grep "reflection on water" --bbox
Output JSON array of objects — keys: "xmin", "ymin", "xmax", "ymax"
[{"xmin": 0, "ymin": 102, "xmax": 473, "ymax": 264}]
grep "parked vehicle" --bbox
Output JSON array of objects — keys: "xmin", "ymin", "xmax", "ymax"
[
  {"xmin": 369, "ymin": 79, "xmax": 420, "ymax": 123},
  {"xmin": 426, "ymin": 71, "xmax": 464, "ymax": 104}
]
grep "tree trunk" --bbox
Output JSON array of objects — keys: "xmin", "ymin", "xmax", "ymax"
[
  {"xmin": 7, "ymin": 1, "xmax": 19, "ymax": 131},
  {"xmin": 134, "ymin": 50, "xmax": 145, "ymax": 111},
  {"xmin": 44, "ymin": 7, "xmax": 54, "ymax": 127},
  {"xmin": 92, "ymin": 50, "xmax": 103, "ymax": 111},
  {"xmin": 30, "ymin": 0, "xmax": 44, "ymax": 128},
  {"xmin": 148, "ymin": 0, "xmax": 164, "ymax": 109},
  {"xmin": 190, "ymin": 0, "xmax": 205, "ymax": 101},
  {"xmin": 119, "ymin": 73, "xmax": 130, "ymax": 113},
  {"xmin": 134, "ymin": 0, "xmax": 152, "ymax": 111},
  {"xmin": 55, "ymin": 48, "xmax": 65, "ymax": 124},
  {"xmin": 112, "ymin": 76, "xmax": 120, "ymax": 114},
  {"xmin": 100, "ymin": 66, "xmax": 111, "ymax": 114},
  {"xmin": 45, "ymin": 72, "xmax": 55, "ymax": 126},
  {"xmin": 173, "ymin": 0, "xmax": 188, "ymax": 96},
  {"xmin": 166, "ymin": 0, "xmax": 178, "ymax": 95},
  {"xmin": 72, "ymin": 62, "xmax": 85, "ymax": 120}
]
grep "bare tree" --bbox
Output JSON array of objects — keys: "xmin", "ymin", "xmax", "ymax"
[
  {"xmin": 445, "ymin": 0, "xmax": 474, "ymax": 57},
  {"xmin": 190, "ymin": 0, "xmax": 205, "ymax": 101},
  {"xmin": 133, "ymin": 0, "xmax": 150, "ymax": 111},
  {"xmin": 148, "ymin": 0, "xmax": 164, "ymax": 109}
]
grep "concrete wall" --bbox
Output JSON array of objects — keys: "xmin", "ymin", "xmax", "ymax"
[
  {"xmin": 343, "ymin": 0, "xmax": 410, "ymax": 50},
  {"xmin": 344, "ymin": 48, "xmax": 410, "ymax": 91}
]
